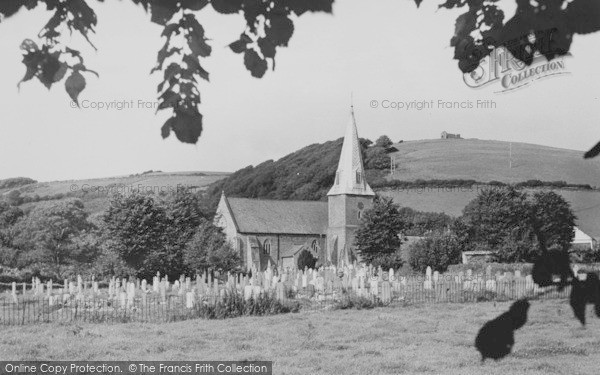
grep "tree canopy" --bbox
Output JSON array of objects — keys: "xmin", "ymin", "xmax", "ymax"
[
  {"xmin": 460, "ymin": 187, "xmax": 576, "ymax": 262},
  {"xmin": 354, "ymin": 196, "xmax": 405, "ymax": 269}
]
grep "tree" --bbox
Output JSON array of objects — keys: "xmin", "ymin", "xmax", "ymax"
[
  {"xmin": 398, "ymin": 207, "xmax": 454, "ymax": 236},
  {"xmin": 529, "ymin": 190, "xmax": 576, "ymax": 251},
  {"xmin": 184, "ymin": 218, "xmax": 240, "ymax": 273},
  {"xmin": 10, "ymin": 199, "xmax": 95, "ymax": 277},
  {"xmin": 297, "ymin": 249, "xmax": 317, "ymax": 270},
  {"xmin": 102, "ymin": 193, "xmax": 169, "ymax": 277},
  {"xmin": 364, "ymin": 146, "xmax": 390, "ymax": 170},
  {"xmin": 354, "ymin": 196, "xmax": 405, "ymax": 267},
  {"xmin": 3, "ymin": 0, "xmax": 598, "ymax": 148},
  {"xmin": 460, "ymin": 187, "xmax": 576, "ymax": 263},
  {"xmin": 375, "ymin": 135, "xmax": 393, "ymax": 148},
  {"xmin": 461, "ymin": 187, "xmax": 532, "ymax": 251},
  {"xmin": 408, "ymin": 232, "xmax": 462, "ymax": 273}
]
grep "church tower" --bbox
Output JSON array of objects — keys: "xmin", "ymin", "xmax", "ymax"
[{"xmin": 326, "ymin": 105, "xmax": 375, "ymax": 266}]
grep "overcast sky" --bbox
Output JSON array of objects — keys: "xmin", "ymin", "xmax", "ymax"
[{"xmin": 0, "ymin": 0, "xmax": 599, "ymax": 182}]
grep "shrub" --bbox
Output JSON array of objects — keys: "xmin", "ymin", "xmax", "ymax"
[
  {"xmin": 334, "ymin": 293, "xmax": 382, "ymax": 310},
  {"xmin": 369, "ymin": 250, "xmax": 404, "ymax": 270},
  {"xmin": 297, "ymin": 250, "xmax": 317, "ymax": 270},
  {"xmin": 408, "ymin": 232, "xmax": 462, "ymax": 273},
  {"xmin": 570, "ymin": 244, "xmax": 600, "ymax": 263},
  {"xmin": 446, "ymin": 262, "xmax": 534, "ymax": 275},
  {"xmin": 192, "ymin": 289, "xmax": 300, "ymax": 319}
]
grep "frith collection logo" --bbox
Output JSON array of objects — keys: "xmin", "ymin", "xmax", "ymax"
[{"xmin": 464, "ymin": 36, "xmax": 571, "ymax": 93}]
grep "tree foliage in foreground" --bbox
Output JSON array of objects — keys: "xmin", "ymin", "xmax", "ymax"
[{"xmin": 2, "ymin": 0, "xmax": 599, "ymax": 148}]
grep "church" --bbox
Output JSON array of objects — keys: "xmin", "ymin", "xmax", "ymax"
[{"xmin": 215, "ymin": 107, "xmax": 375, "ymax": 271}]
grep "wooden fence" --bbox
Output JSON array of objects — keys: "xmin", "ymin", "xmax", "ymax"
[{"xmin": 0, "ymin": 264, "xmax": 573, "ymax": 325}]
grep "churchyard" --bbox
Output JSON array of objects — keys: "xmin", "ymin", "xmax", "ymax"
[
  {"xmin": 0, "ymin": 298, "xmax": 598, "ymax": 374},
  {"xmin": 0, "ymin": 263, "xmax": 578, "ymax": 325}
]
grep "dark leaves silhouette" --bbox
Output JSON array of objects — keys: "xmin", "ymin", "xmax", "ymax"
[
  {"xmin": 569, "ymin": 272, "xmax": 600, "ymax": 325},
  {"xmin": 531, "ymin": 249, "xmax": 573, "ymax": 290},
  {"xmin": 475, "ymin": 299, "xmax": 530, "ymax": 362},
  {"xmin": 584, "ymin": 141, "xmax": 600, "ymax": 159}
]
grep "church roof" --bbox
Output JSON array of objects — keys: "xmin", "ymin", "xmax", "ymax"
[
  {"xmin": 327, "ymin": 106, "xmax": 375, "ymax": 196},
  {"xmin": 225, "ymin": 197, "xmax": 328, "ymax": 235}
]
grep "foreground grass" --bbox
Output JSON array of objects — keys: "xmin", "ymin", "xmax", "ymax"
[{"xmin": 1, "ymin": 299, "xmax": 599, "ymax": 375}]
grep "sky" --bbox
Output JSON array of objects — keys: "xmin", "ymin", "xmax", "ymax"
[{"xmin": 0, "ymin": 0, "xmax": 599, "ymax": 182}]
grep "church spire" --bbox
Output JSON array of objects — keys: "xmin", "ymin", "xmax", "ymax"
[{"xmin": 327, "ymin": 106, "xmax": 375, "ymax": 196}]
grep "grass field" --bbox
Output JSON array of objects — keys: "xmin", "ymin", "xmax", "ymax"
[
  {"xmin": 3, "ymin": 171, "xmax": 229, "ymax": 215},
  {"xmin": 389, "ymin": 139, "xmax": 600, "ymax": 186},
  {"xmin": 1, "ymin": 299, "xmax": 599, "ymax": 375}
]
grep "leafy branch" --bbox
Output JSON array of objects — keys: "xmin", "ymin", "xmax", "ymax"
[{"xmin": 1, "ymin": 0, "xmax": 599, "ymax": 151}]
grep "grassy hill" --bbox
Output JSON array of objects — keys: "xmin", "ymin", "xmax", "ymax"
[
  {"xmin": 4, "ymin": 137, "xmax": 600, "ymax": 232},
  {"xmin": 389, "ymin": 139, "xmax": 600, "ymax": 186},
  {"xmin": 0, "ymin": 171, "xmax": 229, "ymax": 215}
]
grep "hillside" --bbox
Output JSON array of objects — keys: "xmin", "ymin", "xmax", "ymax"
[
  {"xmin": 389, "ymin": 139, "xmax": 600, "ymax": 186},
  {"xmin": 0, "ymin": 171, "xmax": 229, "ymax": 215},
  {"xmin": 4, "ymin": 137, "xmax": 600, "ymax": 231}
]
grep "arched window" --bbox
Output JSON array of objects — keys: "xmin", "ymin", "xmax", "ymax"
[
  {"xmin": 356, "ymin": 171, "xmax": 362, "ymax": 184},
  {"xmin": 263, "ymin": 240, "xmax": 271, "ymax": 255},
  {"xmin": 335, "ymin": 172, "xmax": 340, "ymax": 185},
  {"xmin": 357, "ymin": 210, "xmax": 362, "ymax": 220},
  {"xmin": 311, "ymin": 240, "xmax": 319, "ymax": 253}
]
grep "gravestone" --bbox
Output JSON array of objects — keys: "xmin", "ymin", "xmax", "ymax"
[
  {"xmin": 11, "ymin": 282, "xmax": 17, "ymax": 303},
  {"xmin": 276, "ymin": 282, "xmax": 286, "ymax": 302},
  {"xmin": 525, "ymin": 275, "xmax": 534, "ymax": 291},
  {"xmin": 485, "ymin": 265, "xmax": 492, "ymax": 278},
  {"xmin": 381, "ymin": 281, "xmax": 391, "ymax": 303},
  {"xmin": 186, "ymin": 291, "xmax": 195, "ymax": 308},
  {"xmin": 370, "ymin": 278, "xmax": 379, "ymax": 296},
  {"xmin": 244, "ymin": 285, "xmax": 253, "ymax": 300}
]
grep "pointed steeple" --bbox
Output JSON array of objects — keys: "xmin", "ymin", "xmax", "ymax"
[{"xmin": 327, "ymin": 105, "xmax": 375, "ymax": 196}]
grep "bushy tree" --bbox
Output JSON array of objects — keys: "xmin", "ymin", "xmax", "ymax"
[
  {"xmin": 460, "ymin": 187, "xmax": 576, "ymax": 263},
  {"xmin": 398, "ymin": 207, "xmax": 454, "ymax": 236},
  {"xmin": 103, "ymin": 189, "xmax": 207, "ymax": 279},
  {"xmin": 408, "ymin": 232, "xmax": 462, "ymax": 273},
  {"xmin": 297, "ymin": 249, "xmax": 317, "ymax": 270},
  {"xmin": 103, "ymin": 193, "xmax": 168, "ymax": 277},
  {"xmin": 462, "ymin": 187, "xmax": 532, "ymax": 249},
  {"xmin": 184, "ymin": 218, "xmax": 240, "ymax": 273},
  {"xmin": 364, "ymin": 147, "xmax": 390, "ymax": 170},
  {"xmin": 375, "ymin": 135, "xmax": 393, "ymax": 148},
  {"xmin": 10, "ymin": 199, "xmax": 96, "ymax": 277},
  {"xmin": 354, "ymin": 196, "xmax": 405, "ymax": 267},
  {"xmin": 530, "ymin": 190, "xmax": 576, "ymax": 251}
]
